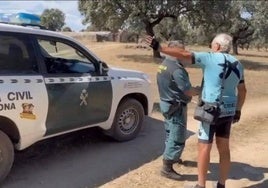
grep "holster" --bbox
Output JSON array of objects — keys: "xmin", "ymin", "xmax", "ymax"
[{"xmin": 164, "ymin": 101, "xmax": 184, "ymax": 119}]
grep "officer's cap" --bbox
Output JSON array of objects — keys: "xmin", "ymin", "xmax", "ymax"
[{"xmin": 168, "ymin": 40, "xmax": 185, "ymax": 49}]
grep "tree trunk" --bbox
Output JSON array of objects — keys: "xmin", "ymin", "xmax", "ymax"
[
  {"xmin": 232, "ymin": 37, "xmax": 239, "ymax": 55},
  {"xmin": 153, "ymin": 50, "xmax": 162, "ymax": 58},
  {"xmin": 144, "ymin": 20, "xmax": 161, "ymax": 58}
]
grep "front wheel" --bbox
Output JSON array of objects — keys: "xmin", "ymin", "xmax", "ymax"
[
  {"xmin": 107, "ymin": 98, "xmax": 144, "ymax": 142},
  {"xmin": 0, "ymin": 130, "xmax": 14, "ymax": 182}
]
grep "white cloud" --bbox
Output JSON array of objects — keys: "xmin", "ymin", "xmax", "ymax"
[{"xmin": 0, "ymin": 0, "xmax": 86, "ymax": 31}]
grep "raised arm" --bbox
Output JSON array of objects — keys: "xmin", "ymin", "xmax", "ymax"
[
  {"xmin": 184, "ymin": 86, "xmax": 201, "ymax": 97},
  {"xmin": 161, "ymin": 46, "xmax": 193, "ymax": 64},
  {"xmin": 145, "ymin": 35, "xmax": 194, "ymax": 64}
]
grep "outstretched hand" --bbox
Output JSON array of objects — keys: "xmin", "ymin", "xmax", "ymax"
[{"xmin": 145, "ymin": 35, "xmax": 160, "ymax": 51}]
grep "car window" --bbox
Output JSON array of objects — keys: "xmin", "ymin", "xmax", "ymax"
[
  {"xmin": 0, "ymin": 34, "xmax": 38, "ymax": 74},
  {"xmin": 37, "ymin": 39, "xmax": 96, "ymax": 74}
]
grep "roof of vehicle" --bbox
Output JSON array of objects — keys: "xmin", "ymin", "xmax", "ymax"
[
  {"xmin": 0, "ymin": 22, "xmax": 101, "ymax": 62},
  {"xmin": 0, "ymin": 23, "xmax": 73, "ymax": 41}
]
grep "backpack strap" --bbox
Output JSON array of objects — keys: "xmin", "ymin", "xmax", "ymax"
[{"xmin": 198, "ymin": 53, "xmax": 228, "ymax": 106}]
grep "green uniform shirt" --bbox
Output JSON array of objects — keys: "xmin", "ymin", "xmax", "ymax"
[{"xmin": 157, "ymin": 57, "xmax": 192, "ymax": 104}]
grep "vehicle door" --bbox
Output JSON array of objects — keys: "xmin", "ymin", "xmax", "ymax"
[
  {"xmin": 34, "ymin": 36, "xmax": 113, "ymax": 136},
  {"xmin": 0, "ymin": 32, "xmax": 48, "ymax": 138}
]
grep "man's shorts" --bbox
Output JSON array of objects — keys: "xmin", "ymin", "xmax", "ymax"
[{"xmin": 198, "ymin": 116, "xmax": 233, "ymax": 143}]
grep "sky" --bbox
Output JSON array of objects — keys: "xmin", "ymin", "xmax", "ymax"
[{"xmin": 0, "ymin": 0, "xmax": 85, "ymax": 31}]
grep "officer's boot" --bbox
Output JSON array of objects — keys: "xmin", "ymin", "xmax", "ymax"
[
  {"xmin": 216, "ymin": 182, "xmax": 225, "ymax": 188},
  {"xmin": 160, "ymin": 159, "xmax": 182, "ymax": 180}
]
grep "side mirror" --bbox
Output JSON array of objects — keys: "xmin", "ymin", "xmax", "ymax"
[{"xmin": 99, "ymin": 61, "xmax": 109, "ymax": 75}]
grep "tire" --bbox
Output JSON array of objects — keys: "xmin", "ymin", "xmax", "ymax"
[
  {"xmin": 109, "ymin": 98, "xmax": 144, "ymax": 142},
  {"xmin": 0, "ymin": 130, "xmax": 14, "ymax": 183}
]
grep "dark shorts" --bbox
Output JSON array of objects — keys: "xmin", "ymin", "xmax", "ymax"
[{"xmin": 198, "ymin": 116, "xmax": 233, "ymax": 144}]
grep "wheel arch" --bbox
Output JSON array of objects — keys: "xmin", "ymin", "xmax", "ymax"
[
  {"xmin": 0, "ymin": 116, "xmax": 20, "ymax": 144},
  {"xmin": 119, "ymin": 93, "xmax": 148, "ymax": 115}
]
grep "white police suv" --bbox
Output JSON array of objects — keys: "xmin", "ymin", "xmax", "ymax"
[{"xmin": 0, "ymin": 23, "xmax": 153, "ymax": 182}]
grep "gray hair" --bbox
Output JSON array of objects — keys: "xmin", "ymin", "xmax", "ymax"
[
  {"xmin": 168, "ymin": 40, "xmax": 185, "ymax": 49},
  {"xmin": 212, "ymin": 33, "xmax": 232, "ymax": 52}
]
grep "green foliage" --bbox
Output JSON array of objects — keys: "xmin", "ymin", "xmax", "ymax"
[
  {"xmin": 185, "ymin": 0, "xmax": 256, "ymax": 54},
  {"xmin": 78, "ymin": 0, "xmax": 194, "ymax": 34},
  {"xmin": 78, "ymin": 0, "xmax": 195, "ymax": 57},
  {"xmin": 41, "ymin": 8, "xmax": 65, "ymax": 31},
  {"xmin": 78, "ymin": 0, "xmax": 128, "ymax": 32},
  {"xmin": 249, "ymin": 1, "xmax": 268, "ymax": 49},
  {"xmin": 78, "ymin": 0, "xmax": 268, "ymax": 52},
  {"xmin": 154, "ymin": 17, "xmax": 188, "ymax": 43}
]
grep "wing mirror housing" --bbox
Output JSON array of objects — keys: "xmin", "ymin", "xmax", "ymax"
[{"xmin": 99, "ymin": 61, "xmax": 109, "ymax": 75}]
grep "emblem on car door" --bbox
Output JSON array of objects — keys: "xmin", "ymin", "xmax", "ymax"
[
  {"xmin": 20, "ymin": 103, "xmax": 36, "ymax": 120},
  {"xmin": 80, "ymin": 89, "xmax": 88, "ymax": 106}
]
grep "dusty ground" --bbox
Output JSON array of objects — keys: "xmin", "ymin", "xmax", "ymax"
[
  {"xmin": 84, "ymin": 42, "xmax": 268, "ymax": 188},
  {"xmin": 99, "ymin": 100, "xmax": 268, "ymax": 188}
]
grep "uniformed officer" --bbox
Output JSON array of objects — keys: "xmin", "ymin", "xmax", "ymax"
[{"xmin": 157, "ymin": 41, "xmax": 200, "ymax": 180}]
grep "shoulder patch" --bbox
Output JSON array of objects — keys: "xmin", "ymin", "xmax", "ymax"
[{"xmin": 158, "ymin": 65, "xmax": 167, "ymax": 73}]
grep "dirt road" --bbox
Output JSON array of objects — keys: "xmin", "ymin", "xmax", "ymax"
[
  {"xmin": 2, "ymin": 97, "xmax": 266, "ymax": 188},
  {"xmin": 1, "ymin": 119, "xmax": 166, "ymax": 188},
  {"xmin": 100, "ymin": 99, "xmax": 268, "ymax": 188}
]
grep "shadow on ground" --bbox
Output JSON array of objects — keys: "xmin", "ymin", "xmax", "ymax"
[
  {"xmin": 2, "ymin": 116, "xmax": 194, "ymax": 188},
  {"xmin": 238, "ymin": 53, "xmax": 268, "ymax": 59},
  {"xmin": 182, "ymin": 160, "xmax": 268, "ymax": 188},
  {"xmin": 240, "ymin": 59, "xmax": 268, "ymax": 71}
]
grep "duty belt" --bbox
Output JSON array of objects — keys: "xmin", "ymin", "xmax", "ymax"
[{"xmin": 165, "ymin": 100, "xmax": 187, "ymax": 106}]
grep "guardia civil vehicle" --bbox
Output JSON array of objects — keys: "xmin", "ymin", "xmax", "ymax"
[{"xmin": 0, "ymin": 22, "xmax": 153, "ymax": 182}]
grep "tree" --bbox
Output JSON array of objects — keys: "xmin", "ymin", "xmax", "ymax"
[
  {"xmin": 62, "ymin": 26, "xmax": 72, "ymax": 32},
  {"xmin": 78, "ymin": 0, "xmax": 195, "ymax": 58},
  {"xmin": 247, "ymin": 1, "xmax": 268, "ymax": 51},
  {"xmin": 188, "ymin": 0, "xmax": 256, "ymax": 55},
  {"xmin": 41, "ymin": 8, "xmax": 65, "ymax": 31},
  {"xmin": 154, "ymin": 17, "xmax": 188, "ymax": 42},
  {"xmin": 78, "ymin": 0, "xmax": 267, "ymax": 55}
]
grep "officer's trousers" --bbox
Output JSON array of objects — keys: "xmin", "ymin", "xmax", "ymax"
[{"xmin": 160, "ymin": 100, "xmax": 187, "ymax": 162}]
